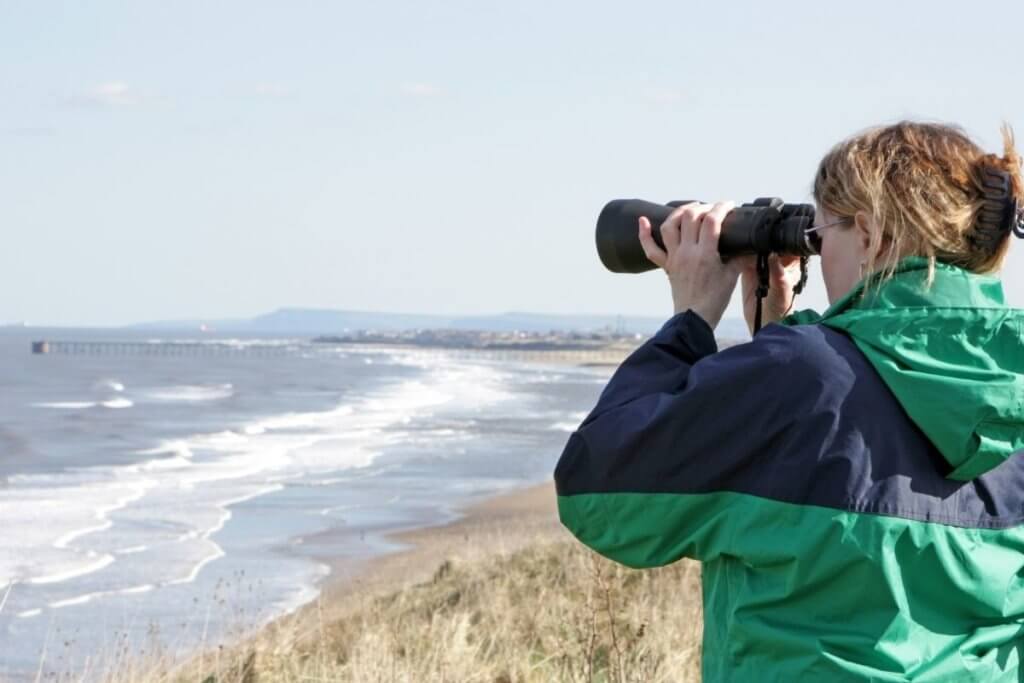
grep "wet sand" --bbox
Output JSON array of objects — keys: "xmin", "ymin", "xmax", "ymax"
[{"xmin": 280, "ymin": 481, "xmax": 566, "ymax": 632}]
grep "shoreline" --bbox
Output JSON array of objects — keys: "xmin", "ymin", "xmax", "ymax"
[
  {"xmin": 3, "ymin": 342, "xmax": 632, "ymax": 681},
  {"xmin": 131, "ymin": 481, "xmax": 569, "ymax": 680},
  {"xmin": 123, "ymin": 349, "xmax": 625, "ymax": 678},
  {"xmin": 170, "ymin": 473, "xmax": 704, "ymax": 682},
  {"xmin": 279, "ymin": 480, "xmax": 565, "ymax": 635},
  {"xmin": 169, "ymin": 354, "xmax": 620, "ymax": 672}
]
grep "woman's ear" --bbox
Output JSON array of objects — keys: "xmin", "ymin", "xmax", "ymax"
[
  {"xmin": 853, "ymin": 210, "xmax": 874, "ymax": 259},
  {"xmin": 853, "ymin": 210, "xmax": 888, "ymax": 260}
]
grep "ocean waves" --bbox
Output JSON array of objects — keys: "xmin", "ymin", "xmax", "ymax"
[
  {"xmin": 0, "ymin": 342, "xmax": 608, "ymax": 679},
  {"xmin": 1, "ymin": 352, "xmax": 518, "ymax": 629}
]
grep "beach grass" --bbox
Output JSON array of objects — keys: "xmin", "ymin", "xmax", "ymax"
[{"xmin": 94, "ymin": 484, "xmax": 704, "ymax": 683}]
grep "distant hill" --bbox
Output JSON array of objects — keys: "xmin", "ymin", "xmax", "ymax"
[{"xmin": 129, "ymin": 307, "xmax": 752, "ymax": 340}]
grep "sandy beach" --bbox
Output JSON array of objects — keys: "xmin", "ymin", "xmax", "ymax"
[
  {"xmin": 304, "ymin": 481, "xmax": 568, "ymax": 624},
  {"xmin": 149, "ymin": 477, "xmax": 704, "ymax": 683}
]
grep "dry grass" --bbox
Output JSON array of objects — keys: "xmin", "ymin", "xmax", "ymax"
[
  {"xmin": 100, "ymin": 537, "xmax": 703, "ymax": 683},
  {"xmin": 81, "ymin": 484, "xmax": 704, "ymax": 682}
]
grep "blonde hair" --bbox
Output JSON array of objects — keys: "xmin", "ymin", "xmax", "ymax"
[{"xmin": 813, "ymin": 121, "xmax": 1021, "ymax": 293}]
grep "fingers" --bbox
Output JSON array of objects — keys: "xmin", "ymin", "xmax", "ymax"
[
  {"xmin": 638, "ymin": 216, "xmax": 667, "ymax": 268},
  {"xmin": 676, "ymin": 203, "xmax": 703, "ymax": 245},
  {"xmin": 665, "ymin": 201, "xmax": 733, "ymax": 249},
  {"xmin": 697, "ymin": 201, "xmax": 735, "ymax": 253},
  {"xmin": 737, "ymin": 253, "xmax": 801, "ymax": 279},
  {"xmin": 660, "ymin": 207, "xmax": 685, "ymax": 254},
  {"xmin": 656, "ymin": 202, "xmax": 703, "ymax": 256},
  {"xmin": 643, "ymin": 200, "xmax": 747, "ymax": 270}
]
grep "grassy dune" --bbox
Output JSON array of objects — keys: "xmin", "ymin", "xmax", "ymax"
[{"xmin": 100, "ymin": 484, "xmax": 704, "ymax": 683}]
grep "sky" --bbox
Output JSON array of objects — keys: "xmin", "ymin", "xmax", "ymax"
[{"xmin": 2, "ymin": 0, "xmax": 1022, "ymax": 327}]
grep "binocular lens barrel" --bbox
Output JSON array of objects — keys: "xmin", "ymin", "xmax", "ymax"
[{"xmin": 596, "ymin": 198, "xmax": 820, "ymax": 273}]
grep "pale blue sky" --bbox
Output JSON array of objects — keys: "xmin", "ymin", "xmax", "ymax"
[{"xmin": 2, "ymin": 1, "xmax": 1022, "ymax": 326}]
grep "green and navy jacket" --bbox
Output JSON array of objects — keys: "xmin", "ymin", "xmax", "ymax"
[{"xmin": 554, "ymin": 257, "xmax": 1024, "ymax": 681}]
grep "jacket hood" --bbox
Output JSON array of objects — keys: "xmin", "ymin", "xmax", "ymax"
[{"xmin": 782, "ymin": 256, "xmax": 1024, "ymax": 480}]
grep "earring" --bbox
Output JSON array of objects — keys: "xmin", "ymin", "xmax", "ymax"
[{"xmin": 859, "ymin": 261, "xmax": 867, "ymax": 277}]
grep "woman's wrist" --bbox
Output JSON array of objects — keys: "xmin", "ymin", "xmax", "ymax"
[{"xmin": 676, "ymin": 302, "xmax": 721, "ymax": 330}]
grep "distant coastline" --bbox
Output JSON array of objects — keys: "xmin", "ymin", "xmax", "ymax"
[
  {"xmin": 127, "ymin": 306, "xmax": 753, "ymax": 341},
  {"xmin": 312, "ymin": 327, "xmax": 642, "ymax": 352},
  {"xmin": 9, "ymin": 308, "xmax": 753, "ymax": 343},
  {"xmin": 313, "ymin": 327, "xmax": 747, "ymax": 355}
]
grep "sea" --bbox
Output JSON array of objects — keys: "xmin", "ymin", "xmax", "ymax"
[{"xmin": 0, "ymin": 326, "xmax": 614, "ymax": 680}]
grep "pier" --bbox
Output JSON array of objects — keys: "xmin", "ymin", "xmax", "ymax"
[
  {"xmin": 29, "ymin": 339, "xmax": 632, "ymax": 365},
  {"xmin": 30, "ymin": 340, "xmax": 291, "ymax": 357}
]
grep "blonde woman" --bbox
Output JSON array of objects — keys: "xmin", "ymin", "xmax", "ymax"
[{"xmin": 555, "ymin": 122, "xmax": 1024, "ymax": 681}]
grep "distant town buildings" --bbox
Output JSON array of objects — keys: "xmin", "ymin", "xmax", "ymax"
[{"xmin": 312, "ymin": 327, "xmax": 644, "ymax": 352}]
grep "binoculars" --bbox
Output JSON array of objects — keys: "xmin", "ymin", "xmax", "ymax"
[{"xmin": 596, "ymin": 198, "xmax": 819, "ymax": 273}]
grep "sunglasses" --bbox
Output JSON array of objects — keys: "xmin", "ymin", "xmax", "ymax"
[{"xmin": 804, "ymin": 217, "xmax": 852, "ymax": 235}]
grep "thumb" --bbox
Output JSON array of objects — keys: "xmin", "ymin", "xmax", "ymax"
[
  {"xmin": 732, "ymin": 254, "xmax": 758, "ymax": 274},
  {"xmin": 771, "ymin": 254, "xmax": 802, "ymax": 279}
]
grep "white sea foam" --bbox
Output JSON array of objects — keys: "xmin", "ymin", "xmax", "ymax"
[
  {"xmin": 94, "ymin": 379, "xmax": 125, "ymax": 392},
  {"xmin": 135, "ymin": 440, "xmax": 195, "ymax": 459},
  {"xmin": 138, "ymin": 454, "xmax": 192, "ymax": 471},
  {"xmin": 142, "ymin": 383, "xmax": 234, "ymax": 402},
  {"xmin": 101, "ymin": 398, "xmax": 133, "ymax": 409},
  {"xmin": 249, "ymin": 408, "xmax": 348, "ymax": 432},
  {"xmin": 2, "ymin": 351, "xmax": 518, "ymax": 629},
  {"xmin": 0, "ymin": 475, "xmax": 156, "ymax": 590},
  {"xmin": 28, "ymin": 553, "xmax": 115, "ymax": 586},
  {"xmin": 32, "ymin": 401, "xmax": 97, "ymax": 409},
  {"xmin": 50, "ymin": 592, "xmax": 101, "ymax": 609},
  {"xmin": 47, "ymin": 580, "xmax": 151, "ymax": 611},
  {"xmin": 54, "ymin": 520, "xmax": 114, "ymax": 549},
  {"xmin": 166, "ymin": 544, "xmax": 225, "ymax": 586},
  {"xmin": 116, "ymin": 545, "xmax": 148, "ymax": 555}
]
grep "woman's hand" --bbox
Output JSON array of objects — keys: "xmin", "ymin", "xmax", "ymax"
[
  {"xmin": 734, "ymin": 253, "xmax": 804, "ymax": 335},
  {"xmin": 637, "ymin": 201, "xmax": 743, "ymax": 330}
]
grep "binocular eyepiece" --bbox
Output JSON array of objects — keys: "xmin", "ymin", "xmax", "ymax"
[{"xmin": 596, "ymin": 198, "xmax": 819, "ymax": 273}]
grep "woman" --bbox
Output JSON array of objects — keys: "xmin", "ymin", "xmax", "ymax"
[{"xmin": 554, "ymin": 121, "xmax": 1024, "ymax": 681}]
